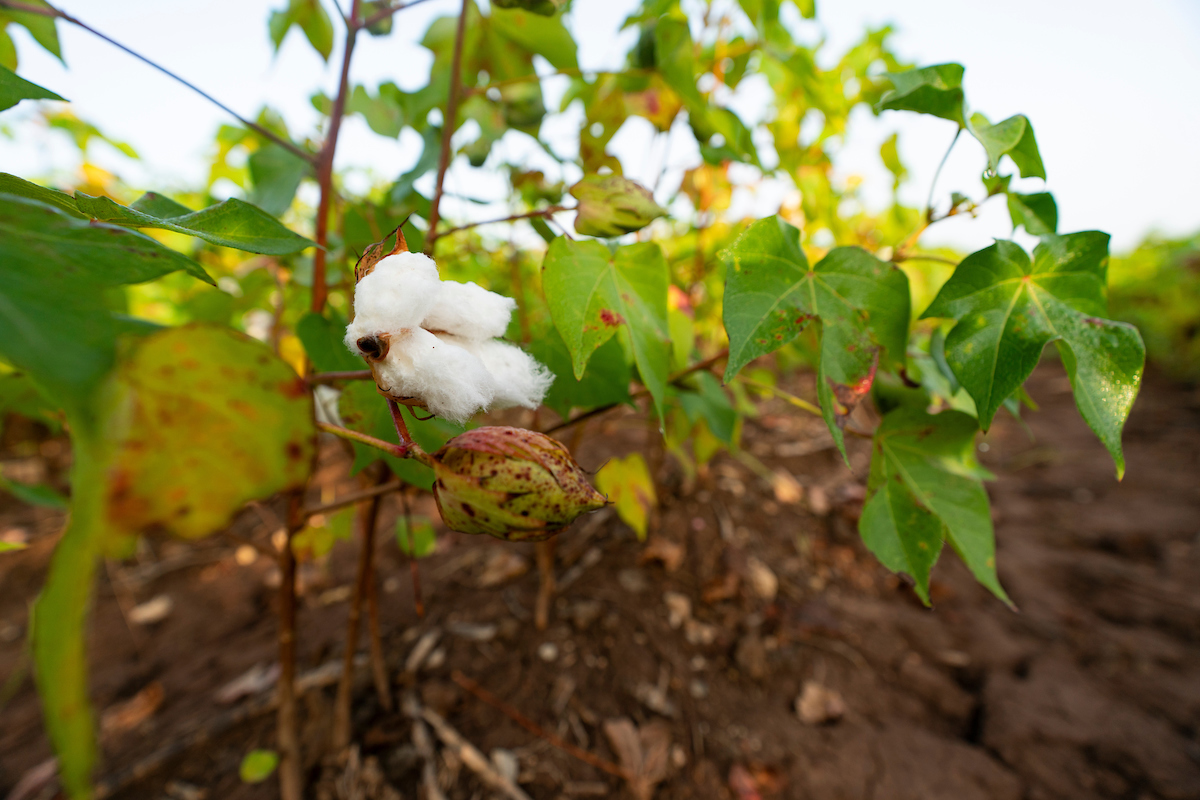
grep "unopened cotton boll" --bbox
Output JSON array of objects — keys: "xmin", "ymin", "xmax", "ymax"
[
  {"xmin": 344, "ymin": 252, "xmax": 442, "ymax": 353},
  {"xmin": 371, "ymin": 327, "xmax": 497, "ymax": 424},
  {"xmin": 421, "ymin": 280, "xmax": 516, "ymax": 341},
  {"xmin": 439, "ymin": 335, "xmax": 554, "ymax": 410}
]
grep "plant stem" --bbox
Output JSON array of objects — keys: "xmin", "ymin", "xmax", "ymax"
[
  {"xmin": 304, "ymin": 478, "xmax": 402, "ymax": 516},
  {"xmin": 312, "ymin": 0, "xmax": 363, "ymax": 313},
  {"xmin": 738, "ymin": 377, "xmax": 822, "ymax": 416},
  {"xmin": 306, "ymin": 369, "xmax": 373, "ymax": 385},
  {"xmin": 534, "ymin": 538, "xmax": 556, "ymax": 631},
  {"xmin": 924, "ymin": 126, "xmax": 961, "ymax": 221},
  {"xmin": 332, "ymin": 468, "xmax": 387, "ymax": 749},
  {"xmin": 435, "ymin": 206, "xmax": 567, "ymax": 239},
  {"xmin": 365, "ymin": 543, "xmax": 392, "ymax": 710},
  {"xmin": 359, "ymin": 0, "xmax": 439, "ymax": 30},
  {"xmin": 893, "ymin": 252, "xmax": 960, "ymax": 266},
  {"xmin": 401, "ymin": 489, "xmax": 425, "ymax": 618},
  {"xmin": 317, "ymin": 421, "xmax": 413, "ymax": 460},
  {"xmin": 386, "ymin": 398, "xmax": 413, "ymax": 449},
  {"xmin": 0, "ymin": 1, "xmax": 314, "ymax": 164},
  {"xmin": 424, "ymin": 0, "xmax": 470, "ymax": 254},
  {"xmin": 276, "ymin": 492, "xmax": 305, "ymax": 800}
]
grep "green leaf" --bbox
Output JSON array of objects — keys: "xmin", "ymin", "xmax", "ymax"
[
  {"xmin": 0, "ymin": 195, "xmax": 213, "ymax": 411},
  {"xmin": 877, "ymin": 63, "xmax": 965, "ymax": 126},
  {"xmin": 861, "ymin": 407, "xmax": 1007, "ymax": 605},
  {"xmin": 1, "ymin": 0, "xmax": 63, "ymax": 64},
  {"xmin": 239, "ymin": 750, "xmax": 280, "ymax": 784},
  {"xmin": 543, "ymin": 238, "xmax": 671, "ymax": 419},
  {"xmin": 921, "ymin": 234, "xmax": 1143, "ymax": 476},
  {"xmin": 675, "ymin": 371, "xmax": 737, "ymax": 443},
  {"xmin": 0, "ymin": 474, "xmax": 68, "ymax": 509},
  {"xmin": 129, "ymin": 192, "xmax": 194, "ymax": 219},
  {"xmin": 269, "ymin": 0, "xmax": 333, "ymax": 61},
  {"xmin": 395, "ymin": 514, "xmax": 437, "ymax": 557},
  {"xmin": 0, "ymin": 173, "xmax": 81, "ymax": 216},
  {"xmin": 528, "ymin": 324, "xmax": 631, "ymax": 418},
  {"xmin": 0, "ymin": 65, "xmax": 63, "ymax": 111},
  {"xmin": 0, "ymin": 370, "xmax": 63, "ymax": 435},
  {"xmin": 569, "ymin": 175, "xmax": 666, "ymax": 237},
  {"xmin": 653, "ymin": 16, "xmax": 702, "ymax": 107},
  {"xmin": 720, "ymin": 216, "xmax": 910, "ymax": 459},
  {"xmin": 73, "ymin": 192, "xmax": 314, "ymax": 255},
  {"xmin": 1007, "ymin": 191, "xmax": 1057, "ymax": 236},
  {"xmin": 880, "ymin": 132, "xmax": 906, "ymax": 192},
  {"xmin": 98, "ymin": 325, "xmax": 316, "ymax": 539},
  {"xmin": 595, "ymin": 453, "xmax": 656, "ymax": 539},
  {"xmin": 296, "ymin": 310, "xmax": 363, "ymax": 372},
  {"xmin": 249, "ymin": 142, "xmax": 310, "ymax": 216},
  {"xmin": 490, "ymin": 6, "xmax": 578, "ymax": 69},
  {"xmin": 967, "ymin": 112, "xmax": 1045, "ymax": 180},
  {"xmin": 492, "ymin": 0, "xmax": 563, "ymax": 16}
]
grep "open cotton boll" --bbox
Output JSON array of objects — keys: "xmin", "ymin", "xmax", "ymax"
[
  {"xmin": 439, "ymin": 335, "xmax": 554, "ymax": 410},
  {"xmin": 422, "ymin": 281, "xmax": 516, "ymax": 341},
  {"xmin": 372, "ymin": 327, "xmax": 497, "ymax": 425},
  {"xmin": 344, "ymin": 252, "xmax": 442, "ymax": 353}
]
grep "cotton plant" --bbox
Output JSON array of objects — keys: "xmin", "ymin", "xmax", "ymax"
[{"xmin": 343, "ymin": 233, "xmax": 553, "ymax": 424}]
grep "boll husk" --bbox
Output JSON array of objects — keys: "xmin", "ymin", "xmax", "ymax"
[
  {"xmin": 343, "ymin": 231, "xmax": 552, "ymax": 424},
  {"xmin": 431, "ymin": 426, "xmax": 607, "ymax": 541}
]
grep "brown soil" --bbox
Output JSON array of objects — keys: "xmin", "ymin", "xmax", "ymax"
[{"xmin": 2, "ymin": 365, "xmax": 1199, "ymax": 800}]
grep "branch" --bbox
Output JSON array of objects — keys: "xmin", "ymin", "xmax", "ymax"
[
  {"xmin": 306, "ymin": 369, "xmax": 373, "ymax": 384},
  {"xmin": 358, "ymin": 0, "xmax": 439, "ymax": 30},
  {"xmin": 0, "ymin": 1, "xmax": 315, "ymax": 165},
  {"xmin": 303, "ymin": 478, "xmax": 403, "ymax": 517},
  {"xmin": 317, "ymin": 421, "xmax": 416, "ymax": 461},
  {"xmin": 435, "ymin": 206, "xmax": 567, "ymax": 239},
  {"xmin": 541, "ymin": 349, "xmax": 729, "ymax": 435},
  {"xmin": 424, "ymin": 0, "xmax": 470, "ymax": 254},
  {"xmin": 893, "ymin": 252, "xmax": 959, "ymax": 266},
  {"xmin": 311, "ymin": 0, "xmax": 362, "ymax": 313}
]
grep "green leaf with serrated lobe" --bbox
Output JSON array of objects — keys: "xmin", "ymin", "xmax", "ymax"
[
  {"xmin": 921, "ymin": 233, "xmax": 1143, "ymax": 476},
  {"xmin": 720, "ymin": 216, "xmax": 910, "ymax": 459},
  {"xmin": 543, "ymin": 238, "xmax": 671, "ymax": 419},
  {"xmin": 861, "ymin": 407, "xmax": 1008, "ymax": 605}
]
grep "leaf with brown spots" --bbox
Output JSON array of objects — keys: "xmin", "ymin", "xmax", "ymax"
[{"xmin": 99, "ymin": 325, "xmax": 315, "ymax": 539}]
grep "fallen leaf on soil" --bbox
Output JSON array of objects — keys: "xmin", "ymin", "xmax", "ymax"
[
  {"xmin": 795, "ymin": 680, "xmax": 845, "ymax": 725},
  {"xmin": 770, "ymin": 470, "xmax": 803, "ymax": 504},
  {"xmin": 603, "ymin": 718, "xmax": 673, "ymax": 800},
  {"xmin": 101, "ymin": 681, "xmax": 164, "ymax": 735},
  {"xmin": 728, "ymin": 764, "xmax": 762, "ymax": 800},
  {"xmin": 702, "ymin": 572, "xmax": 740, "ymax": 603},
  {"xmin": 663, "ymin": 591, "xmax": 692, "ymax": 629},
  {"xmin": 477, "ymin": 550, "xmax": 529, "ymax": 588},
  {"xmin": 214, "ymin": 662, "xmax": 281, "ymax": 704},
  {"xmin": 745, "ymin": 556, "xmax": 778, "ymax": 601},
  {"xmin": 639, "ymin": 537, "xmax": 685, "ymax": 572},
  {"xmin": 128, "ymin": 594, "xmax": 173, "ymax": 625}
]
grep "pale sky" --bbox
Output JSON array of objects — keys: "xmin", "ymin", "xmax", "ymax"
[{"xmin": 2, "ymin": 0, "xmax": 1198, "ymax": 252}]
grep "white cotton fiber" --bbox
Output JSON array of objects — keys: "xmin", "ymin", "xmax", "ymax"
[
  {"xmin": 422, "ymin": 280, "xmax": 516, "ymax": 340},
  {"xmin": 371, "ymin": 327, "xmax": 496, "ymax": 424},
  {"xmin": 441, "ymin": 335, "xmax": 554, "ymax": 410},
  {"xmin": 344, "ymin": 252, "xmax": 442, "ymax": 355}
]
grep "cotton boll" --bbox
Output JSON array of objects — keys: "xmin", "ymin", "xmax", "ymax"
[
  {"xmin": 440, "ymin": 335, "xmax": 554, "ymax": 410},
  {"xmin": 345, "ymin": 252, "xmax": 442, "ymax": 355},
  {"xmin": 422, "ymin": 281, "xmax": 516, "ymax": 341},
  {"xmin": 373, "ymin": 327, "xmax": 496, "ymax": 425}
]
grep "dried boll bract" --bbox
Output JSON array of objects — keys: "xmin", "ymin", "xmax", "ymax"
[{"xmin": 344, "ymin": 234, "xmax": 552, "ymax": 424}]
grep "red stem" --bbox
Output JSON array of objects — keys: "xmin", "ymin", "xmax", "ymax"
[
  {"xmin": 312, "ymin": 0, "xmax": 363, "ymax": 313},
  {"xmin": 424, "ymin": 0, "xmax": 470, "ymax": 254}
]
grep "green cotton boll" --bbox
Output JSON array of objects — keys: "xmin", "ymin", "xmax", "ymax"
[
  {"xmin": 570, "ymin": 175, "xmax": 667, "ymax": 238},
  {"xmin": 431, "ymin": 426, "xmax": 607, "ymax": 542}
]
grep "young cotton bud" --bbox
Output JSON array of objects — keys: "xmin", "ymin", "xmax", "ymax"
[
  {"xmin": 431, "ymin": 426, "xmax": 607, "ymax": 541},
  {"xmin": 422, "ymin": 281, "xmax": 516, "ymax": 341}
]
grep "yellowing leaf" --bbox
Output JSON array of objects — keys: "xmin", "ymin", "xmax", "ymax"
[{"xmin": 595, "ymin": 453, "xmax": 656, "ymax": 540}]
